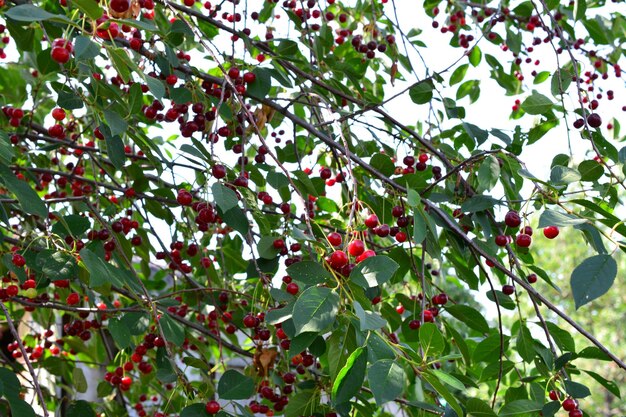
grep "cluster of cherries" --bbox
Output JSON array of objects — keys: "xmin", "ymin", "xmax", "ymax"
[
  {"xmin": 7, "ymin": 328, "xmax": 59, "ymax": 360},
  {"xmin": 1, "ymin": 106, "xmax": 26, "ymax": 128},
  {"xmin": 493, "ymin": 210, "xmax": 559, "ymax": 251},
  {"xmin": 550, "ymin": 390, "xmax": 584, "ymax": 417}
]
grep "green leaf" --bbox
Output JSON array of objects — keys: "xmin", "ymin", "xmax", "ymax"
[
  {"xmin": 583, "ymin": 18, "xmax": 610, "ymax": 44},
  {"xmin": 499, "ymin": 400, "xmax": 542, "ymax": 416},
  {"xmin": 349, "ymin": 255, "xmax": 399, "ymax": 288},
  {"xmin": 287, "ymin": 261, "xmax": 332, "ymax": 286},
  {"xmin": 431, "ymin": 369, "xmax": 465, "ymax": 390},
  {"xmin": 143, "ymin": 75, "xmax": 165, "ymax": 99},
  {"xmin": 38, "ymin": 250, "xmax": 77, "ymax": 281},
  {"xmin": 582, "ymin": 369, "xmax": 621, "ymax": 398},
  {"xmin": 5, "ymin": 4, "xmax": 61, "ymax": 21},
  {"xmin": 466, "ymin": 398, "xmax": 498, "ymax": 417},
  {"xmin": 419, "ymin": 322, "xmax": 445, "ymax": 357},
  {"xmin": 477, "ymin": 155, "xmax": 500, "ymax": 192},
  {"xmin": 537, "ymin": 210, "xmax": 586, "ymax": 228},
  {"xmin": 577, "ymin": 160, "xmax": 604, "ymax": 181},
  {"xmin": 461, "ymin": 195, "xmax": 500, "ymax": 213},
  {"xmin": 218, "ymin": 370, "xmax": 255, "ymax": 400},
  {"xmin": 409, "ymin": 80, "xmax": 434, "ymax": 104},
  {"xmin": 51, "ymin": 214, "xmax": 91, "ymax": 236},
  {"xmin": 570, "ymin": 254, "xmax": 617, "ymax": 309},
  {"xmin": 551, "ymin": 68, "xmax": 572, "ymax": 96},
  {"xmin": 108, "ymin": 317, "xmax": 132, "ymax": 349},
  {"xmin": 79, "ymin": 248, "xmax": 121, "ymax": 287},
  {"xmin": 445, "ymin": 304, "xmax": 489, "ymax": 333},
  {"xmin": 368, "ymin": 359, "xmax": 405, "ymax": 405},
  {"xmin": 106, "ymin": 46, "xmax": 134, "ymax": 83},
  {"xmin": 72, "ymin": 0, "xmax": 103, "ymax": 20},
  {"xmin": 450, "ymin": 64, "xmax": 468, "ymax": 86},
  {"xmin": 66, "ymin": 400, "xmax": 96, "ymax": 417},
  {"xmin": 422, "ymin": 372, "xmax": 463, "ymax": 417},
  {"xmin": 284, "ymin": 390, "xmax": 320, "ymax": 417},
  {"xmin": 574, "ymin": 0, "xmax": 586, "ymax": 21},
  {"xmin": 370, "ymin": 153, "xmax": 395, "ymax": 177},
  {"xmin": 353, "ymin": 301, "xmax": 387, "ymax": 331},
  {"xmin": 212, "ymin": 183, "xmax": 239, "ymax": 213},
  {"xmin": 74, "ymin": 35, "xmax": 100, "ymax": 60},
  {"xmin": 0, "ymin": 131, "xmax": 15, "ymax": 165},
  {"xmin": 104, "ymin": 109, "xmax": 128, "ymax": 137},
  {"xmin": 550, "ymin": 165, "xmax": 581, "ymax": 184},
  {"xmin": 564, "ymin": 380, "xmax": 591, "ymax": 398},
  {"xmin": 516, "ymin": 325, "xmax": 536, "ymax": 363},
  {"xmin": 0, "ymin": 162, "xmax": 48, "ymax": 218},
  {"xmin": 292, "ymin": 287, "xmax": 340, "ymax": 335},
  {"xmin": 545, "ymin": 322, "xmax": 576, "ymax": 352},
  {"xmin": 160, "ymin": 314, "xmax": 185, "ymax": 345},
  {"xmin": 72, "ymin": 368, "xmax": 88, "ymax": 394},
  {"xmin": 105, "ymin": 134, "xmax": 126, "ymax": 170},
  {"xmin": 246, "ymin": 67, "xmax": 272, "ymax": 99},
  {"xmin": 521, "ymin": 92, "xmax": 553, "ymax": 115},
  {"xmin": 469, "ymin": 46, "xmax": 482, "ymax": 66},
  {"xmin": 180, "ymin": 403, "xmax": 210, "ymax": 417},
  {"xmin": 332, "ymin": 347, "xmax": 367, "ymax": 405}
]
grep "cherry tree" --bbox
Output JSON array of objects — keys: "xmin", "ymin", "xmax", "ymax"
[{"xmin": 0, "ymin": 0, "xmax": 624, "ymax": 416}]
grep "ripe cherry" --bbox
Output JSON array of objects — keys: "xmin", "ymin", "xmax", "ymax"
[
  {"xmin": 243, "ymin": 72, "xmax": 256, "ymax": 83},
  {"xmin": 165, "ymin": 74, "xmax": 178, "ymax": 86},
  {"xmin": 355, "ymin": 249, "xmax": 375, "ymax": 263},
  {"xmin": 562, "ymin": 398, "xmax": 578, "ymax": 411},
  {"xmin": 548, "ymin": 390, "xmax": 559, "ymax": 401},
  {"xmin": 587, "ymin": 113, "xmax": 602, "ymax": 128},
  {"xmin": 329, "ymin": 250, "xmax": 348, "ymax": 269},
  {"xmin": 391, "ymin": 205, "xmax": 404, "ymax": 217},
  {"xmin": 495, "ymin": 234, "xmax": 507, "ymax": 247},
  {"xmin": 243, "ymin": 314, "xmax": 257, "ymax": 328},
  {"xmin": 422, "ymin": 309, "xmax": 434, "ymax": 322},
  {"xmin": 286, "ymin": 282, "xmax": 299, "ymax": 295},
  {"xmin": 347, "ymin": 240, "xmax": 365, "ymax": 256},
  {"xmin": 11, "ymin": 253, "xmax": 26, "ymax": 267},
  {"xmin": 543, "ymin": 225, "xmax": 559, "ymax": 239},
  {"xmin": 51, "ymin": 47, "xmax": 70, "ymax": 64},
  {"xmin": 205, "ymin": 400, "xmax": 220, "ymax": 414},
  {"xmin": 364, "ymin": 214, "xmax": 379, "ymax": 228},
  {"xmin": 502, "ymin": 285, "xmax": 515, "ymax": 295},
  {"xmin": 177, "ymin": 190, "xmax": 193, "ymax": 206},
  {"xmin": 504, "ymin": 210, "xmax": 521, "ymax": 228},
  {"xmin": 66, "ymin": 292, "xmax": 80, "ymax": 305},
  {"xmin": 211, "ymin": 164, "xmax": 226, "ymax": 179},
  {"xmin": 327, "ymin": 232, "xmax": 342, "ymax": 247},
  {"xmin": 516, "ymin": 234, "xmax": 532, "ymax": 247},
  {"xmin": 52, "ymin": 108, "xmax": 66, "ymax": 121},
  {"xmin": 527, "ymin": 273, "xmax": 538, "ymax": 283},
  {"xmin": 110, "ymin": 0, "xmax": 130, "ymax": 13},
  {"xmin": 409, "ymin": 319, "xmax": 420, "ymax": 330}
]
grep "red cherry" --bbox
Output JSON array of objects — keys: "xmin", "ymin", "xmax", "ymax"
[
  {"xmin": 548, "ymin": 390, "xmax": 559, "ymax": 401},
  {"xmin": 110, "ymin": 0, "xmax": 130, "ymax": 13},
  {"xmin": 355, "ymin": 249, "xmax": 376, "ymax": 263},
  {"xmin": 527, "ymin": 273, "xmax": 538, "ymax": 283},
  {"xmin": 286, "ymin": 282, "xmax": 299, "ymax": 295},
  {"xmin": 568, "ymin": 411, "xmax": 583, "ymax": 417},
  {"xmin": 347, "ymin": 239, "xmax": 365, "ymax": 256},
  {"xmin": 176, "ymin": 190, "xmax": 193, "ymax": 206},
  {"xmin": 329, "ymin": 250, "xmax": 348, "ymax": 269},
  {"xmin": 543, "ymin": 225, "xmax": 559, "ymax": 239},
  {"xmin": 395, "ymin": 304, "xmax": 405, "ymax": 314},
  {"xmin": 211, "ymin": 164, "xmax": 226, "ymax": 179},
  {"xmin": 364, "ymin": 214, "xmax": 379, "ymax": 228},
  {"xmin": 11, "ymin": 253, "xmax": 26, "ymax": 267},
  {"xmin": 562, "ymin": 398, "xmax": 578, "ymax": 411},
  {"xmin": 495, "ymin": 235, "xmax": 508, "ymax": 247},
  {"xmin": 502, "ymin": 285, "xmax": 515, "ymax": 295},
  {"xmin": 51, "ymin": 108, "xmax": 66, "ymax": 121},
  {"xmin": 422, "ymin": 309, "xmax": 434, "ymax": 322},
  {"xmin": 243, "ymin": 72, "xmax": 256, "ymax": 83},
  {"xmin": 587, "ymin": 113, "xmax": 602, "ymax": 128},
  {"xmin": 165, "ymin": 74, "xmax": 178, "ymax": 86},
  {"xmin": 327, "ymin": 232, "xmax": 342, "ymax": 247},
  {"xmin": 227, "ymin": 67, "xmax": 240, "ymax": 79},
  {"xmin": 205, "ymin": 400, "xmax": 220, "ymax": 414},
  {"xmin": 391, "ymin": 205, "xmax": 404, "ymax": 217},
  {"xmin": 409, "ymin": 319, "xmax": 421, "ymax": 330},
  {"xmin": 243, "ymin": 314, "xmax": 257, "ymax": 328},
  {"xmin": 66, "ymin": 293, "xmax": 80, "ymax": 305},
  {"xmin": 516, "ymin": 234, "xmax": 532, "ymax": 247},
  {"xmin": 273, "ymin": 238, "xmax": 285, "ymax": 249},
  {"xmin": 51, "ymin": 47, "xmax": 70, "ymax": 64},
  {"xmin": 504, "ymin": 210, "xmax": 521, "ymax": 228},
  {"xmin": 395, "ymin": 231, "xmax": 407, "ymax": 242}
]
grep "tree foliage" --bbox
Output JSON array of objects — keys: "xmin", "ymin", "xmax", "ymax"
[{"xmin": 0, "ymin": 0, "xmax": 625, "ymax": 416}]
